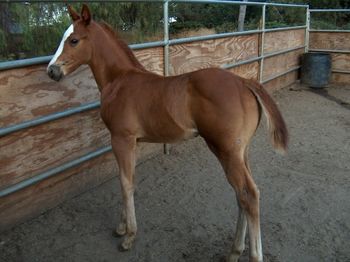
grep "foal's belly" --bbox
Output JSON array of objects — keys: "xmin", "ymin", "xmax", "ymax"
[{"xmin": 137, "ymin": 126, "xmax": 199, "ymax": 143}]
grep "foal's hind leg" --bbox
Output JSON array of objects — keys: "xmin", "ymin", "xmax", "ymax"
[
  {"xmin": 228, "ymin": 204, "xmax": 247, "ymax": 261},
  {"xmin": 111, "ymin": 136, "xmax": 138, "ymax": 251},
  {"xmin": 223, "ymin": 148, "xmax": 262, "ymax": 262},
  {"xmin": 208, "ymin": 143, "xmax": 262, "ymax": 262},
  {"xmin": 224, "ymin": 150, "xmax": 262, "ymax": 262}
]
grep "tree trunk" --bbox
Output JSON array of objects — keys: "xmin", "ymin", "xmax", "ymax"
[{"xmin": 238, "ymin": 0, "xmax": 248, "ymax": 32}]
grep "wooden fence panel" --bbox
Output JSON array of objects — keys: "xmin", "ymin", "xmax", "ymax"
[
  {"xmin": 263, "ymin": 70, "xmax": 298, "ymax": 92},
  {"xmin": 309, "ymin": 32, "xmax": 350, "ymax": 50},
  {"xmin": 263, "ymin": 48, "xmax": 304, "ymax": 81},
  {"xmin": 228, "ymin": 62, "xmax": 259, "ymax": 80},
  {"xmin": 0, "ymin": 152, "xmax": 116, "ymax": 231},
  {"xmin": 0, "ymin": 47, "xmax": 163, "ymax": 127},
  {"xmin": 331, "ymin": 53, "xmax": 350, "ymax": 71},
  {"xmin": 264, "ymin": 29, "xmax": 305, "ymax": 54},
  {"xmin": 331, "ymin": 73, "xmax": 350, "ymax": 84},
  {"xmin": 0, "ymin": 142, "xmax": 162, "ymax": 231},
  {"xmin": 0, "ymin": 109, "xmax": 109, "ymax": 188},
  {"xmin": 0, "ymin": 65, "xmax": 98, "ymax": 127},
  {"xmin": 309, "ymin": 32, "xmax": 350, "ymax": 85},
  {"xmin": 331, "ymin": 53, "xmax": 350, "ymax": 83},
  {"xmin": 134, "ymin": 47, "xmax": 164, "ymax": 76},
  {"xmin": 169, "ymin": 34, "xmax": 259, "ymax": 75}
]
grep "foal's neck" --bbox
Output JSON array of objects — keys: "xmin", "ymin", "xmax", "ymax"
[{"xmin": 88, "ymin": 22, "xmax": 147, "ymax": 91}]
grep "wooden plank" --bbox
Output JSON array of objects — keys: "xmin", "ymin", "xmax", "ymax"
[
  {"xmin": 0, "ymin": 152, "xmax": 116, "ymax": 231},
  {"xmin": 331, "ymin": 72, "xmax": 350, "ymax": 84},
  {"xmin": 0, "ymin": 65, "xmax": 98, "ymax": 127},
  {"xmin": 262, "ymin": 48, "xmax": 304, "ymax": 81},
  {"xmin": 0, "ymin": 109, "xmax": 110, "ymax": 188},
  {"xmin": 309, "ymin": 32, "xmax": 350, "ymax": 51},
  {"xmin": 0, "ymin": 142, "xmax": 162, "ymax": 231},
  {"xmin": 169, "ymin": 34, "xmax": 259, "ymax": 75},
  {"xmin": 263, "ymin": 70, "xmax": 298, "ymax": 92},
  {"xmin": 227, "ymin": 61, "xmax": 259, "ymax": 80},
  {"xmin": 134, "ymin": 47, "xmax": 164, "ymax": 76},
  {"xmin": 0, "ymin": 47, "xmax": 163, "ymax": 127},
  {"xmin": 331, "ymin": 53, "xmax": 350, "ymax": 71},
  {"xmin": 264, "ymin": 29, "xmax": 305, "ymax": 54}
]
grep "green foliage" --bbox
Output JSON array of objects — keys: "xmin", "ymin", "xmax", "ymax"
[
  {"xmin": 0, "ymin": 0, "xmax": 349, "ymax": 62},
  {"xmin": 266, "ymin": 5, "xmax": 305, "ymax": 28},
  {"xmin": 310, "ymin": 11, "xmax": 350, "ymax": 30},
  {"xmin": 269, "ymin": 0, "xmax": 350, "ymax": 30},
  {"xmin": 169, "ymin": 3, "xmax": 241, "ymax": 35},
  {"xmin": 65, "ymin": 2, "xmax": 163, "ymax": 43},
  {"xmin": 0, "ymin": 2, "xmax": 163, "ymax": 62},
  {"xmin": 0, "ymin": 29, "xmax": 7, "ymax": 58}
]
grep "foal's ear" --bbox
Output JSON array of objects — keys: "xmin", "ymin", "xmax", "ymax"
[
  {"xmin": 67, "ymin": 5, "xmax": 80, "ymax": 22},
  {"xmin": 81, "ymin": 4, "xmax": 92, "ymax": 25}
]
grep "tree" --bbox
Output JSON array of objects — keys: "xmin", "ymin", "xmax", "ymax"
[{"xmin": 238, "ymin": 0, "xmax": 248, "ymax": 32}]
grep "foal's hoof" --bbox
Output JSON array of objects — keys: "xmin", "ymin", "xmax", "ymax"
[
  {"xmin": 226, "ymin": 253, "xmax": 240, "ymax": 262},
  {"xmin": 118, "ymin": 243, "xmax": 129, "ymax": 252},
  {"xmin": 112, "ymin": 223, "xmax": 127, "ymax": 238},
  {"xmin": 112, "ymin": 230, "xmax": 124, "ymax": 238},
  {"xmin": 118, "ymin": 235, "xmax": 136, "ymax": 252}
]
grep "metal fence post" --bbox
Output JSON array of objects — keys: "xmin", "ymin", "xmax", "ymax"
[
  {"xmin": 163, "ymin": 0, "xmax": 170, "ymax": 155},
  {"xmin": 259, "ymin": 4, "xmax": 266, "ymax": 83},
  {"xmin": 305, "ymin": 6, "xmax": 310, "ymax": 53}
]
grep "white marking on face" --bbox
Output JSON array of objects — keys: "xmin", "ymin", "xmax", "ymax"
[{"xmin": 48, "ymin": 24, "xmax": 74, "ymax": 68}]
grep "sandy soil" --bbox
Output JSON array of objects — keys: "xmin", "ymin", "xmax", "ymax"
[{"xmin": 1, "ymin": 84, "xmax": 349, "ymax": 262}]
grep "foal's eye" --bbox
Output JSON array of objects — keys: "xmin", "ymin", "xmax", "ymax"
[{"xmin": 70, "ymin": 38, "xmax": 79, "ymax": 46}]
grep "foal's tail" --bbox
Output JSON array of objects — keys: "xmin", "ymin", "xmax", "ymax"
[{"xmin": 245, "ymin": 79, "xmax": 289, "ymax": 154}]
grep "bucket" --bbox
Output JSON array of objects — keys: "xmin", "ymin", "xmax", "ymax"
[{"xmin": 301, "ymin": 52, "xmax": 331, "ymax": 88}]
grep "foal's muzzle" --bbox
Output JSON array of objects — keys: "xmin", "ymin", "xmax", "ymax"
[{"xmin": 47, "ymin": 64, "xmax": 63, "ymax": 82}]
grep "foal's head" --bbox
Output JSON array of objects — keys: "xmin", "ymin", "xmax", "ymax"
[{"xmin": 47, "ymin": 4, "xmax": 93, "ymax": 81}]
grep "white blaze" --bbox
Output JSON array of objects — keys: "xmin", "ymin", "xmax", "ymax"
[{"xmin": 48, "ymin": 24, "xmax": 74, "ymax": 68}]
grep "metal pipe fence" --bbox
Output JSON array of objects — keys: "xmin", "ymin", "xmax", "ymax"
[
  {"xmin": 308, "ymin": 9, "xmax": 350, "ymax": 75},
  {"xmin": 308, "ymin": 9, "xmax": 350, "ymax": 33},
  {"xmin": 0, "ymin": 0, "xmax": 310, "ymax": 197},
  {"xmin": 2, "ymin": 0, "xmax": 308, "ymax": 7},
  {"xmin": 0, "ymin": 146, "xmax": 112, "ymax": 197},
  {"xmin": 309, "ymin": 9, "xmax": 350, "ymax": 12}
]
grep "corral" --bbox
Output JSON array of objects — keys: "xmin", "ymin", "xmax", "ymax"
[
  {"xmin": 1, "ymin": 84, "xmax": 349, "ymax": 261},
  {"xmin": 0, "ymin": 1, "xmax": 349, "ymax": 261}
]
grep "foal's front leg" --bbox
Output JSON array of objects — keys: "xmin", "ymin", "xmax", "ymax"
[{"xmin": 111, "ymin": 136, "xmax": 137, "ymax": 251}]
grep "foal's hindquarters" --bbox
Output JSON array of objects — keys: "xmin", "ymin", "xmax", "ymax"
[{"xmin": 190, "ymin": 70, "xmax": 263, "ymax": 262}]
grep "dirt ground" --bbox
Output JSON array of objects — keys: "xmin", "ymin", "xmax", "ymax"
[{"xmin": 1, "ymin": 84, "xmax": 349, "ymax": 262}]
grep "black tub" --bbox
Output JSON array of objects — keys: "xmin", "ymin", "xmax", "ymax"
[{"xmin": 301, "ymin": 52, "xmax": 331, "ymax": 88}]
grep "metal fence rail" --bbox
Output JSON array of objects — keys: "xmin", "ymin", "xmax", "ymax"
[
  {"xmin": 1, "ymin": 0, "xmax": 308, "ymax": 7},
  {"xmin": 0, "ymin": 146, "xmax": 112, "ymax": 197},
  {"xmin": 0, "ymin": 101, "xmax": 101, "ymax": 137},
  {"xmin": 0, "ymin": 0, "xmax": 309, "ymax": 197},
  {"xmin": 309, "ymin": 9, "xmax": 350, "ymax": 12}
]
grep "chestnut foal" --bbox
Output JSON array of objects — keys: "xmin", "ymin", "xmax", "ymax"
[{"xmin": 47, "ymin": 5, "xmax": 288, "ymax": 262}]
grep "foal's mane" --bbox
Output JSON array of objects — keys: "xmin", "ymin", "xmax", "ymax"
[{"xmin": 99, "ymin": 22, "xmax": 146, "ymax": 71}]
